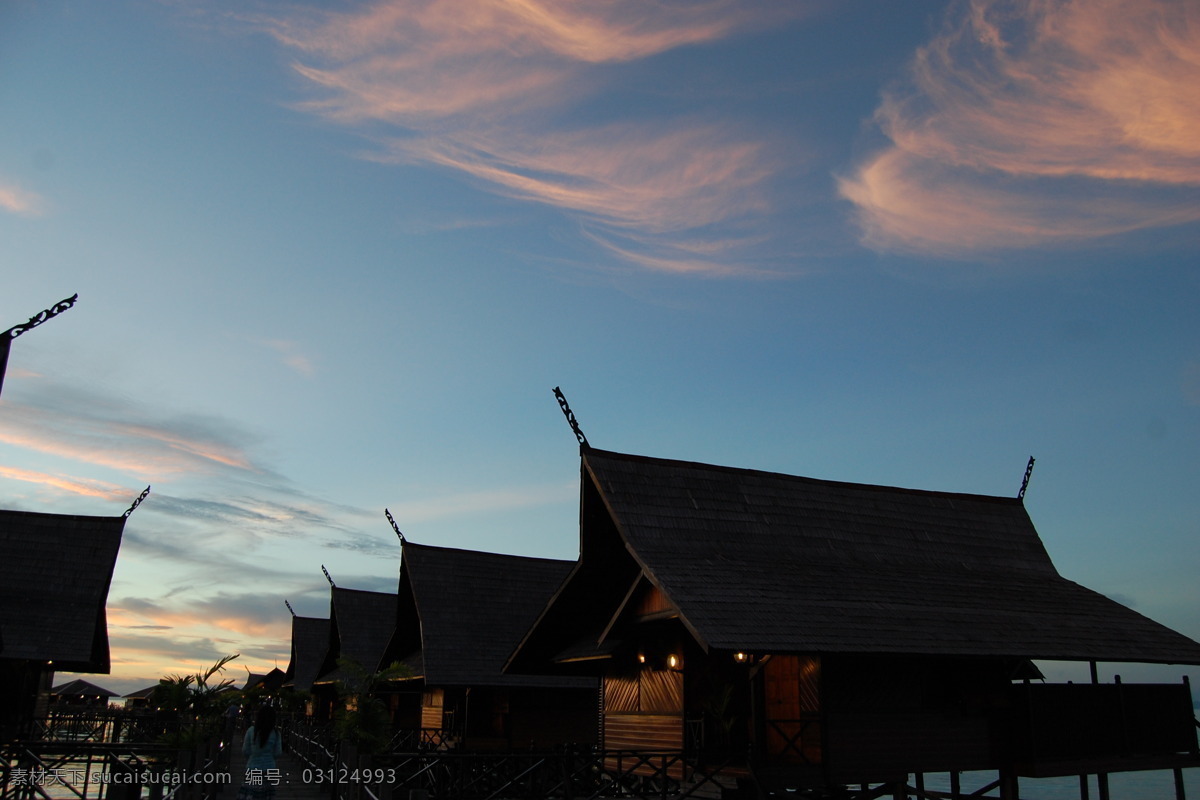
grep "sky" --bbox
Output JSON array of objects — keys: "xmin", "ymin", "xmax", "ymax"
[{"xmin": 1, "ymin": 0, "xmax": 1198, "ymax": 698}]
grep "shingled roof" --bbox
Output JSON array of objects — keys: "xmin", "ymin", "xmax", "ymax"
[
  {"xmin": 315, "ymin": 587, "xmax": 397, "ymax": 684},
  {"xmin": 512, "ymin": 448, "xmax": 1200, "ymax": 668},
  {"xmin": 396, "ymin": 542, "xmax": 592, "ymax": 689},
  {"xmin": 0, "ymin": 510, "xmax": 126, "ymax": 672},
  {"xmin": 285, "ymin": 615, "xmax": 330, "ymax": 692}
]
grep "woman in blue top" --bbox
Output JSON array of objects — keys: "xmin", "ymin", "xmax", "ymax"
[{"xmin": 239, "ymin": 706, "xmax": 283, "ymax": 800}]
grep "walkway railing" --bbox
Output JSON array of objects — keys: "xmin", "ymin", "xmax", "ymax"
[{"xmin": 1, "ymin": 711, "xmax": 227, "ymax": 800}]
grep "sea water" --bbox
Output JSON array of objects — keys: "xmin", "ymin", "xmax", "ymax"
[{"xmin": 917, "ymin": 766, "xmax": 1199, "ymax": 799}]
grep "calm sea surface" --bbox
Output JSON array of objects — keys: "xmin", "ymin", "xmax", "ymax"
[{"xmin": 919, "ymin": 767, "xmax": 1199, "ymax": 799}]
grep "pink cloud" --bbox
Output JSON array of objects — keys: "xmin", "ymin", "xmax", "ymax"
[
  {"xmin": 0, "ymin": 465, "xmax": 130, "ymax": 501},
  {"xmin": 0, "ymin": 400, "xmax": 257, "ymax": 480},
  {"xmin": 262, "ymin": 0, "xmax": 805, "ymax": 276},
  {"xmin": 840, "ymin": 0, "xmax": 1200, "ymax": 255},
  {"xmin": 394, "ymin": 122, "xmax": 775, "ymax": 234},
  {"xmin": 270, "ymin": 0, "xmax": 766, "ymax": 122},
  {"xmin": 0, "ymin": 181, "xmax": 45, "ymax": 217}
]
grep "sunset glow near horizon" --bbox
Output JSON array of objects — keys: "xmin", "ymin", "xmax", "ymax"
[{"xmin": 2, "ymin": 0, "xmax": 1199, "ymax": 697}]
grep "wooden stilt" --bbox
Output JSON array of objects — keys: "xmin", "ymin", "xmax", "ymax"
[
  {"xmin": 950, "ymin": 771, "xmax": 961, "ymax": 799},
  {"xmin": 1079, "ymin": 773, "xmax": 1090, "ymax": 800},
  {"xmin": 1097, "ymin": 773, "xmax": 1110, "ymax": 800},
  {"xmin": 998, "ymin": 770, "xmax": 1019, "ymax": 800},
  {"xmin": 1175, "ymin": 767, "xmax": 1187, "ymax": 800}
]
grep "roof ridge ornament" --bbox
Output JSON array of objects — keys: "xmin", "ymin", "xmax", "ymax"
[
  {"xmin": 1018, "ymin": 456, "xmax": 1036, "ymax": 500},
  {"xmin": 385, "ymin": 508, "xmax": 405, "ymax": 542},
  {"xmin": 3, "ymin": 293, "xmax": 79, "ymax": 340},
  {"xmin": 284, "ymin": 599, "xmax": 296, "ymax": 617},
  {"xmin": 321, "ymin": 564, "xmax": 336, "ymax": 587},
  {"xmin": 123, "ymin": 486, "xmax": 151, "ymax": 518},
  {"xmin": 553, "ymin": 386, "xmax": 590, "ymax": 449}
]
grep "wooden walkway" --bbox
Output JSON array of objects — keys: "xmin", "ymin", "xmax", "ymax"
[{"xmin": 218, "ymin": 742, "xmax": 333, "ymax": 800}]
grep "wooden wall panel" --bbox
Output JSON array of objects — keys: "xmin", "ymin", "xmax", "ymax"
[
  {"xmin": 604, "ymin": 714, "xmax": 684, "ymax": 779},
  {"xmin": 421, "ymin": 688, "xmax": 444, "ymax": 730}
]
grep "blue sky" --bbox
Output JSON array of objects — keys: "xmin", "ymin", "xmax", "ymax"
[{"xmin": 2, "ymin": 0, "xmax": 1198, "ymax": 696}]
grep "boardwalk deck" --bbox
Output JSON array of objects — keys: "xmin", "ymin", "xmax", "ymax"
[{"xmin": 218, "ymin": 742, "xmax": 333, "ymax": 800}]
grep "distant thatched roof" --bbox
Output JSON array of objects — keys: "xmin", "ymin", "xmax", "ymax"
[
  {"xmin": 393, "ymin": 542, "xmax": 591, "ymax": 689},
  {"xmin": 284, "ymin": 616, "xmax": 330, "ymax": 692},
  {"xmin": 52, "ymin": 678, "xmax": 117, "ymax": 698},
  {"xmin": 243, "ymin": 667, "xmax": 285, "ymax": 693},
  {"xmin": 0, "ymin": 509, "xmax": 126, "ymax": 672},
  {"xmin": 123, "ymin": 685, "xmax": 160, "ymax": 700},
  {"xmin": 315, "ymin": 587, "xmax": 397, "ymax": 684},
  {"xmin": 510, "ymin": 448, "xmax": 1200, "ymax": 670}
]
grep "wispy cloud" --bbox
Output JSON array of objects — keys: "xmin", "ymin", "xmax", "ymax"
[
  {"xmin": 0, "ymin": 386, "xmax": 260, "ymax": 481},
  {"xmin": 260, "ymin": 0, "xmax": 806, "ymax": 276},
  {"xmin": 0, "ymin": 465, "xmax": 131, "ymax": 501},
  {"xmin": 0, "ymin": 181, "xmax": 45, "ymax": 217},
  {"xmin": 840, "ymin": 0, "xmax": 1200, "ymax": 255},
  {"xmin": 261, "ymin": 339, "xmax": 316, "ymax": 377}
]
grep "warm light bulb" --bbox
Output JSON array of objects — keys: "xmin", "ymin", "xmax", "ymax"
[
  {"xmin": 734, "ymin": 652, "xmax": 747, "ymax": 663},
  {"xmin": 637, "ymin": 653, "xmax": 646, "ymax": 664},
  {"xmin": 667, "ymin": 654, "xmax": 679, "ymax": 669}
]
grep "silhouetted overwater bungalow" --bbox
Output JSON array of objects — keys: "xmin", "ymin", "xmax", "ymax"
[
  {"xmin": 283, "ymin": 615, "xmax": 331, "ymax": 710},
  {"xmin": 243, "ymin": 668, "xmax": 286, "ymax": 695},
  {"xmin": 121, "ymin": 684, "xmax": 160, "ymax": 709},
  {"xmin": 507, "ymin": 446, "xmax": 1200, "ymax": 799},
  {"xmin": 0, "ymin": 508, "xmax": 126, "ymax": 740},
  {"xmin": 311, "ymin": 586, "xmax": 398, "ymax": 721},
  {"xmin": 379, "ymin": 541, "xmax": 598, "ymax": 751},
  {"xmin": 48, "ymin": 679, "xmax": 118, "ymax": 708}
]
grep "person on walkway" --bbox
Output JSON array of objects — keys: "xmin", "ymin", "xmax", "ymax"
[{"xmin": 238, "ymin": 706, "xmax": 283, "ymax": 800}]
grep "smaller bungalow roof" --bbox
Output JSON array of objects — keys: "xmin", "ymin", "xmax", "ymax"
[
  {"xmin": 0, "ymin": 509, "xmax": 126, "ymax": 672},
  {"xmin": 243, "ymin": 668, "xmax": 286, "ymax": 694},
  {"xmin": 315, "ymin": 587, "xmax": 397, "ymax": 685},
  {"xmin": 394, "ymin": 542, "xmax": 592, "ymax": 690},
  {"xmin": 284, "ymin": 616, "xmax": 330, "ymax": 692},
  {"xmin": 51, "ymin": 679, "xmax": 117, "ymax": 698}
]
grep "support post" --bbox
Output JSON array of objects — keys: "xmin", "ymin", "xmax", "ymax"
[
  {"xmin": 1079, "ymin": 774, "xmax": 1090, "ymax": 800},
  {"xmin": 1175, "ymin": 767, "xmax": 1186, "ymax": 800},
  {"xmin": 998, "ymin": 769, "xmax": 1019, "ymax": 800},
  {"xmin": 1097, "ymin": 773, "xmax": 1110, "ymax": 800},
  {"xmin": 950, "ymin": 772, "xmax": 961, "ymax": 799}
]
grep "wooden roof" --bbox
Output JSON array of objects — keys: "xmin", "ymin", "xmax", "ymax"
[
  {"xmin": 395, "ymin": 541, "xmax": 593, "ymax": 689},
  {"xmin": 243, "ymin": 667, "xmax": 285, "ymax": 693},
  {"xmin": 315, "ymin": 587, "xmax": 397, "ymax": 684},
  {"xmin": 284, "ymin": 615, "xmax": 330, "ymax": 692},
  {"xmin": 511, "ymin": 448, "xmax": 1200, "ymax": 668},
  {"xmin": 52, "ymin": 678, "xmax": 117, "ymax": 697},
  {"xmin": 0, "ymin": 509, "xmax": 126, "ymax": 672}
]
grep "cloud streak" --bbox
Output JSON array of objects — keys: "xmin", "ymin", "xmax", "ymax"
[
  {"xmin": 0, "ymin": 391, "xmax": 259, "ymax": 481},
  {"xmin": 262, "ymin": 0, "xmax": 804, "ymax": 276},
  {"xmin": 840, "ymin": 0, "xmax": 1200, "ymax": 255},
  {"xmin": 0, "ymin": 181, "xmax": 45, "ymax": 217}
]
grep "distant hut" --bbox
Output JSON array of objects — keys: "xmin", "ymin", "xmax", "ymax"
[
  {"xmin": 243, "ymin": 668, "xmax": 286, "ymax": 695},
  {"xmin": 508, "ymin": 447, "xmax": 1200, "ymax": 798},
  {"xmin": 311, "ymin": 587, "xmax": 398, "ymax": 722},
  {"xmin": 283, "ymin": 615, "xmax": 331, "ymax": 715},
  {"xmin": 380, "ymin": 542, "xmax": 598, "ymax": 751},
  {"xmin": 122, "ymin": 685, "xmax": 160, "ymax": 709},
  {"xmin": 49, "ymin": 679, "xmax": 118, "ymax": 708},
  {"xmin": 0, "ymin": 508, "xmax": 127, "ymax": 740}
]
